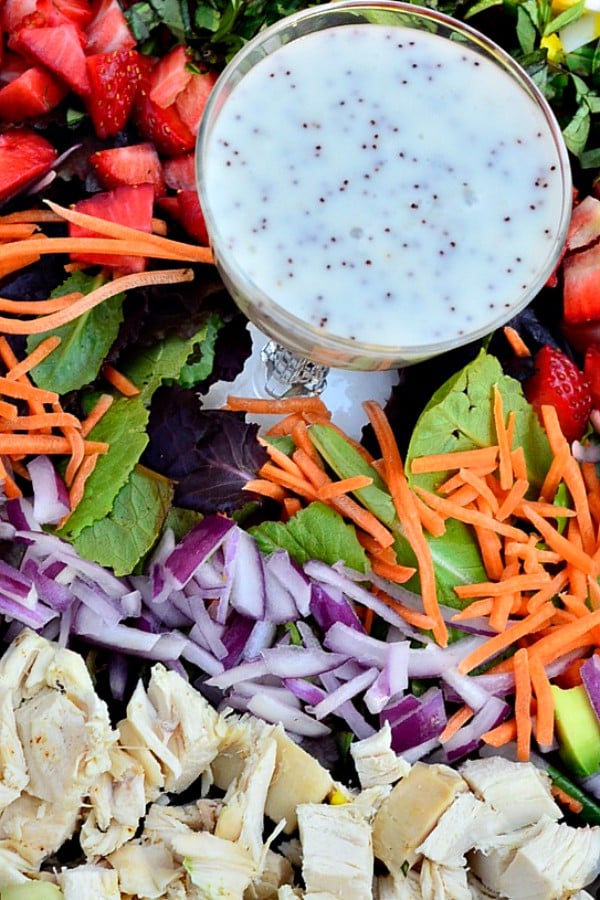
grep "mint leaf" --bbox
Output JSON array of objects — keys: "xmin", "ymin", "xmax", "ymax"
[
  {"xmin": 72, "ymin": 465, "xmax": 174, "ymax": 576},
  {"xmin": 27, "ymin": 272, "xmax": 124, "ymax": 394},
  {"xmin": 251, "ymin": 502, "xmax": 369, "ymax": 571}
]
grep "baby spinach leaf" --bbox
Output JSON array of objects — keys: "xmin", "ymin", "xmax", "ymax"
[
  {"xmin": 251, "ymin": 502, "xmax": 368, "ymax": 571},
  {"xmin": 72, "ymin": 465, "xmax": 174, "ymax": 576},
  {"xmin": 27, "ymin": 272, "xmax": 125, "ymax": 394}
]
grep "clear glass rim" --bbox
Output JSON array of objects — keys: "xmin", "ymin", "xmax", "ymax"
[{"xmin": 196, "ymin": 0, "xmax": 573, "ymax": 367}]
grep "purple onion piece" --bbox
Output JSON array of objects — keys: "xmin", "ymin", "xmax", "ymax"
[
  {"xmin": 227, "ymin": 529, "xmax": 266, "ymax": 620},
  {"xmin": 308, "ymin": 666, "xmax": 379, "ymax": 720},
  {"xmin": 0, "ymin": 559, "xmax": 37, "ymax": 608},
  {"xmin": 165, "ymin": 515, "xmax": 235, "ymax": 589},
  {"xmin": 310, "ymin": 582, "xmax": 363, "ymax": 633},
  {"xmin": 385, "ymin": 687, "xmax": 447, "ymax": 753},
  {"xmin": 443, "ymin": 696, "xmax": 510, "ymax": 764},
  {"xmin": 581, "ymin": 655, "xmax": 600, "ymax": 723},
  {"xmin": 27, "ymin": 456, "xmax": 70, "ymax": 525}
]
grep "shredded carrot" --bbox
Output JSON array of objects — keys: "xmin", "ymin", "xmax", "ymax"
[
  {"xmin": 414, "ymin": 485, "xmax": 528, "ymax": 541},
  {"xmin": 4, "ymin": 336, "xmax": 61, "ymax": 381},
  {"xmin": 364, "ymin": 400, "xmax": 448, "ymax": 647},
  {"xmin": 540, "ymin": 443, "xmax": 570, "ymax": 502},
  {"xmin": 529, "ymin": 609, "xmax": 600, "ymax": 665},
  {"xmin": 373, "ymin": 586, "xmax": 436, "ymax": 631},
  {"xmin": 243, "ymin": 479, "xmax": 287, "ymax": 502},
  {"xmin": 102, "ymin": 364, "xmax": 140, "ymax": 398},
  {"xmin": 265, "ymin": 412, "xmax": 305, "ymax": 437},
  {"xmin": 503, "ymin": 325, "xmax": 531, "ymax": 358},
  {"xmin": 65, "ymin": 452, "xmax": 100, "ymax": 516},
  {"xmin": 0, "ymin": 208, "xmax": 64, "ymax": 224},
  {"xmin": 0, "ymin": 435, "xmax": 108, "ymax": 456},
  {"xmin": 0, "ymin": 412, "xmax": 81, "ymax": 432},
  {"xmin": 282, "ymin": 496, "xmax": 303, "ymax": 520},
  {"xmin": 493, "ymin": 385, "xmax": 513, "ymax": 491},
  {"xmin": 291, "ymin": 419, "xmax": 324, "ymax": 467},
  {"xmin": 521, "ymin": 503, "xmax": 596, "ymax": 575},
  {"xmin": 317, "ymin": 475, "xmax": 373, "ymax": 499},
  {"xmin": 550, "ymin": 784, "xmax": 583, "ymax": 815},
  {"xmin": 514, "ymin": 648, "xmax": 532, "ymax": 761},
  {"xmin": 511, "ymin": 445, "xmax": 528, "ymax": 482},
  {"xmin": 330, "ymin": 493, "xmax": 396, "ymax": 549},
  {"xmin": 0, "ymin": 223, "xmax": 40, "ymax": 240},
  {"xmin": 370, "ymin": 557, "xmax": 417, "ymax": 584},
  {"xmin": 458, "ymin": 603, "xmax": 556, "ymax": 674},
  {"xmin": 0, "ymin": 401, "xmax": 17, "ymax": 419},
  {"xmin": 496, "ymin": 478, "xmax": 529, "ymax": 521},
  {"xmin": 257, "ymin": 461, "xmax": 319, "ymax": 502},
  {"xmin": 457, "ymin": 466, "xmax": 500, "ymax": 513},
  {"xmin": 410, "ymin": 446, "xmax": 499, "ymax": 475},
  {"xmin": 482, "ymin": 718, "xmax": 517, "ymax": 747},
  {"xmin": 81, "ymin": 394, "xmax": 113, "ymax": 437},
  {"xmin": 439, "ymin": 704, "xmax": 474, "ymax": 743},
  {"xmin": 226, "ymin": 394, "xmax": 330, "ymax": 417},
  {"xmin": 454, "ymin": 573, "xmax": 552, "ymax": 600},
  {"xmin": 292, "ymin": 447, "xmax": 330, "ymax": 490},
  {"xmin": 528, "ymin": 652, "xmax": 554, "ymax": 750},
  {"xmin": 413, "ymin": 492, "xmax": 446, "ymax": 537}
]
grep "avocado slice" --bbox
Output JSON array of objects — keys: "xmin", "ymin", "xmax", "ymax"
[
  {"xmin": 0, "ymin": 884, "xmax": 64, "ymax": 900},
  {"xmin": 552, "ymin": 683, "xmax": 600, "ymax": 778}
]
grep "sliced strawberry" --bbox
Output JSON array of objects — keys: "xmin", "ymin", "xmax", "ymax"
[
  {"xmin": 0, "ymin": 66, "xmax": 69, "ymax": 120},
  {"xmin": 566, "ymin": 195, "xmax": 600, "ymax": 252},
  {"xmin": 563, "ymin": 241, "xmax": 600, "ymax": 325},
  {"xmin": 53, "ymin": 0, "xmax": 92, "ymax": 28},
  {"xmin": 18, "ymin": 0, "xmax": 86, "ymax": 31},
  {"xmin": 0, "ymin": 52, "xmax": 30, "ymax": 86},
  {"xmin": 162, "ymin": 153, "xmax": 196, "ymax": 191},
  {"xmin": 91, "ymin": 143, "xmax": 165, "ymax": 194},
  {"xmin": 135, "ymin": 74, "xmax": 195, "ymax": 156},
  {"xmin": 148, "ymin": 44, "xmax": 192, "ymax": 109},
  {"xmin": 0, "ymin": 0, "xmax": 38, "ymax": 32},
  {"xmin": 524, "ymin": 344, "xmax": 592, "ymax": 443},
  {"xmin": 0, "ymin": 128, "xmax": 57, "ymax": 204},
  {"xmin": 69, "ymin": 183, "xmax": 154, "ymax": 273},
  {"xmin": 175, "ymin": 69, "xmax": 218, "ymax": 136},
  {"xmin": 9, "ymin": 23, "xmax": 90, "ymax": 96},
  {"xmin": 85, "ymin": 0, "xmax": 136, "ymax": 54},
  {"xmin": 86, "ymin": 48, "xmax": 141, "ymax": 138},
  {"xmin": 584, "ymin": 345, "xmax": 600, "ymax": 409},
  {"xmin": 158, "ymin": 191, "xmax": 208, "ymax": 244}
]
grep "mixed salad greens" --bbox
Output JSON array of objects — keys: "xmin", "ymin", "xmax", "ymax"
[{"xmin": 1, "ymin": 0, "xmax": 600, "ymax": 894}]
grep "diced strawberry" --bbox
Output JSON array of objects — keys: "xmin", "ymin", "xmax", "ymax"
[
  {"xmin": 85, "ymin": 0, "xmax": 136, "ymax": 54},
  {"xmin": 565, "ymin": 195, "xmax": 600, "ymax": 253},
  {"xmin": 162, "ymin": 153, "xmax": 196, "ymax": 191},
  {"xmin": 86, "ymin": 48, "xmax": 142, "ymax": 138},
  {"xmin": 9, "ymin": 22, "xmax": 90, "ymax": 97},
  {"xmin": 175, "ymin": 69, "xmax": 218, "ymax": 136},
  {"xmin": 53, "ymin": 0, "xmax": 92, "ymax": 28},
  {"xmin": 148, "ymin": 44, "xmax": 192, "ymax": 109},
  {"xmin": 562, "ymin": 241, "xmax": 600, "ymax": 325},
  {"xmin": 584, "ymin": 345, "xmax": 600, "ymax": 409},
  {"xmin": 0, "ymin": 0, "xmax": 38, "ymax": 32},
  {"xmin": 17, "ymin": 0, "xmax": 86, "ymax": 31},
  {"xmin": 0, "ymin": 128, "xmax": 57, "ymax": 204},
  {"xmin": 0, "ymin": 52, "xmax": 30, "ymax": 86},
  {"xmin": 90, "ymin": 143, "xmax": 165, "ymax": 194},
  {"xmin": 158, "ymin": 190, "xmax": 208, "ymax": 244},
  {"xmin": 524, "ymin": 344, "xmax": 592, "ymax": 443},
  {"xmin": 135, "ymin": 71, "xmax": 195, "ymax": 156},
  {"xmin": 69, "ymin": 183, "xmax": 154, "ymax": 273},
  {"xmin": 0, "ymin": 66, "xmax": 69, "ymax": 120}
]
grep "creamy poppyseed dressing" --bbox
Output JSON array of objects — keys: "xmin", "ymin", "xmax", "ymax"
[{"xmin": 202, "ymin": 24, "xmax": 565, "ymax": 349}]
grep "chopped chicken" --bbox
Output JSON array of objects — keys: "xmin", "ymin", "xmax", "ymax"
[
  {"xmin": 245, "ymin": 848, "xmax": 295, "ymax": 900},
  {"xmin": 108, "ymin": 839, "xmax": 182, "ymax": 898},
  {"xmin": 119, "ymin": 664, "xmax": 226, "ymax": 800},
  {"xmin": 372, "ymin": 762, "xmax": 467, "ymax": 875},
  {"xmin": 56, "ymin": 863, "xmax": 120, "ymax": 899},
  {"xmin": 297, "ymin": 800, "xmax": 373, "ymax": 899},
  {"xmin": 419, "ymin": 859, "xmax": 471, "ymax": 900},
  {"xmin": 80, "ymin": 745, "xmax": 146, "ymax": 858},
  {"xmin": 350, "ymin": 724, "xmax": 411, "ymax": 789},
  {"xmin": 0, "ymin": 793, "xmax": 79, "ymax": 868},
  {"xmin": 170, "ymin": 829, "xmax": 255, "ymax": 897},
  {"xmin": 416, "ymin": 791, "xmax": 507, "ymax": 867},
  {"xmin": 144, "ymin": 797, "xmax": 223, "ymax": 838},
  {"xmin": 459, "ymin": 757, "xmax": 561, "ymax": 831},
  {"xmin": 470, "ymin": 814, "xmax": 600, "ymax": 899},
  {"xmin": 375, "ymin": 872, "xmax": 421, "ymax": 899},
  {"xmin": 0, "ymin": 687, "xmax": 27, "ymax": 811},
  {"xmin": 215, "ymin": 727, "xmax": 277, "ymax": 863},
  {"xmin": 0, "ymin": 844, "xmax": 36, "ymax": 883}
]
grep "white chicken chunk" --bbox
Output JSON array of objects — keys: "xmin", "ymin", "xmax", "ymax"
[
  {"xmin": 297, "ymin": 801, "xmax": 374, "ymax": 899},
  {"xmin": 459, "ymin": 757, "xmax": 561, "ymax": 831},
  {"xmin": 0, "ymin": 793, "xmax": 79, "ymax": 868},
  {"xmin": 119, "ymin": 664, "xmax": 226, "ymax": 799},
  {"xmin": 56, "ymin": 863, "xmax": 120, "ymax": 899},
  {"xmin": 416, "ymin": 791, "xmax": 506, "ymax": 867},
  {"xmin": 245, "ymin": 848, "xmax": 295, "ymax": 900},
  {"xmin": 350, "ymin": 724, "xmax": 411, "ymax": 789},
  {"xmin": 419, "ymin": 860, "xmax": 471, "ymax": 900},
  {"xmin": 108, "ymin": 839, "xmax": 182, "ymax": 898},
  {"xmin": 0, "ymin": 687, "xmax": 27, "ymax": 811},
  {"xmin": 80, "ymin": 745, "xmax": 146, "ymax": 858},
  {"xmin": 471, "ymin": 815, "xmax": 600, "ymax": 899},
  {"xmin": 144, "ymin": 797, "xmax": 223, "ymax": 838},
  {"xmin": 170, "ymin": 829, "xmax": 255, "ymax": 898},
  {"xmin": 375, "ymin": 872, "xmax": 421, "ymax": 899},
  {"xmin": 215, "ymin": 728, "xmax": 277, "ymax": 863}
]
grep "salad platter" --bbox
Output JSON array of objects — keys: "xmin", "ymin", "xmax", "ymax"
[{"xmin": 0, "ymin": 0, "xmax": 599, "ymax": 897}]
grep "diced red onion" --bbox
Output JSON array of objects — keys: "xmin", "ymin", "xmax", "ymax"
[
  {"xmin": 227, "ymin": 529, "xmax": 266, "ymax": 620},
  {"xmin": 442, "ymin": 696, "xmax": 510, "ymax": 764},
  {"xmin": 284, "ymin": 677, "xmax": 328, "ymax": 706},
  {"xmin": 0, "ymin": 593, "xmax": 56, "ymax": 630},
  {"xmin": 164, "ymin": 515, "xmax": 234, "ymax": 589},
  {"xmin": 246, "ymin": 693, "xmax": 331, "ymax": 738},
  {"xmin": 324, "ymin": 621, "xmax": 391, "ymax": 667},
  {"xmin": 180, "ymin": 639, "xmax": 225, "ymax": 677},
  {"xmin": 70, "ymin": 579, "xmax": 124, "ymax": 627},
  {"xmin": 206, "ymin": 659, "xmax": 270, "ymax": 690},
  {"xmin": 242, "ymin": 619, "xmax": 277, "ymax": 661},
  {"xmin": 73, "ymin": 605, "xmax": 187, "ymax": 659},
  {"xmin": 364, "ymin": 642, "xmax": 410, "ymax": 715},
  {"xmin": 581, "ymin": 655, "xmax": 600, "ymax": 723},
  {"xmin": 108, "ymin": 653, "xmax": 130, "ymax": 702},
  {"xmin": 262, "ymin": 645, "xmax": 350, "ymax": 679},
  {"xmin": 308, "ymin": 666, "xmax": 379, "ymax": 720},
  {"xmin": 5, "ymin": 497, "xmax": 38, "ymax": 532},
  {"xmin": 310, "ymin": 582, "xmax": 363, "ymax": 633},
  {"xmin": 0, "ymin": 560, "xmax": 37, "ymax": 608},
  {"xmin": 383, "ymin": 687, "xmax": 447, "ymax": 753},
  {"xmin": 26, "ymin": 456, "xmax": 70, "ymax": 525},
  {"xmin": 442, "ymin": 667, "xmax": 492, "ymax": 713}
]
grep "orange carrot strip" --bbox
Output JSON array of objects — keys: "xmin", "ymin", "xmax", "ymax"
[
  {"xmin": 539, "ymin": 443, "xmax": 570, "ymax": 502},
  {"xmin": 0, "ymin": 295, "xmax": 77, "ymax": 314},
  {"xmin": 503, "ymin": 325, "xmax": 531, "ymax": 358},
  {"xmin": 0, "ymin": 377, "xmax": 58, "ymax": 404},
  {"xmin": 529, "ymin": 609, "xmax": 600, "ymax": 665},
  {"xmin": 442, "ymin": 483, "xmax": 479, "ymax": 508},
  {"xmin": 264, "ymin": 412, "xmax": 305, "ymax": 437},
  {"xmin": 102, "ymin": 364, "xmax": 140, "ymax": 398},
  {"xmin": 496, "ymin": 478, "xmax": 529, "ymax": 521},
  {"xmin": 0, "ymin": 401, "xmax": 17, "ymax": 418},
  {"xmin": 457, "ymin": 466, "xmax": 499, "ymax": 512},
  {"xmin": 521, "ymin": 503, "xmax": 596, "ymax": 575},
  {"xmin": 0, "ymin": 338, "xmax": 46, "ymax": 420},
  {"xmin": 414, "ymin": 485, "xmax": 528, "ymax": 541},
  {"xmin": 4, "ymin": 336, "xmax": 61, "ymax": 380},
  {"xmin": 513, "ymin": 647, "xmax": 532, "ymax": 761},
  {"xmin": 489, "ymin": 592, "xmax": 517, "ymax": 634},
  {"xmin": 291, "ymin": 419, "xmax": 324, "ymax": 467},
  {"xmin": 550, "ymin": 784, "xmax": 583, "ymax": 815},
  {"xmin": 292, "ymin": 447, "xmax": 330, "ymax": 490},
  {"xmin": 494, "ymin": 385, "xmax": 513, "ymax": 491},
  {"xmin": 44, "ymin": 199, "xmax": 214, "ymax": 262},
  {"xmin": 482, "ymin": 718, "xmax": 517, "ymax": 747},
  {"xmin": 370, "ymin": 557, "xmax": 416, "ymax": 584},
  {"xmin": 317, "ymin": 475, "xmax": 373, "ymax": 499},
  {"xmin": 330, "ymin": 493, "xmax": 396, "ymax": 549},
  {"xmin": 457, "ymin": 603, "xmax": 556, "ymax": 674},
  {"xmin": 413, "ymin": 493, "xmax": 446, "ymax": 537},
  {"xmin": 563, "ymin": 455, "xmax": 596, "ymax": 556},
  {"xmin": 0, "ymin": 223, "xmax": 40, "ymax": 240},
  {"xmin": 560, "ymin": 593, "xmax": 591, "ymax": 618},
  {"xmin": 454, "ymin": 573, "xmax": 552, "ymax": 599},
  {"xmin": 0, "ymin": 412, "xmax": 81, "ymax": 432},
  {"xmin": 0, "ymin": 209, "xmax": 63, "ymax": 224},
  {"xmin": 364, "ymin": 400, "xmax": 447, "ymax": 647},
  {"xmin": 439, "ymin": 705, "xmax": 474, "ymax": 743},
  {"xmin": 81, "ymin": 394, "xmax": 113, "ymax": 437},
  {"xmin": 0, "ymin": 435, "xmax": 108, "ymax": 455},
  {"xmin": 452, "ymin": 598, "xmax": 495, "ymax": 621},
  {"xmin": 473, "ymin": 520, "xmax": 505, "ymax": 581},
  {"xmin": 243, "ymin": 479, "xmax": 287, "ymax": 502},
  {"xmin": 566, "ymin": 518, "xmax": 588, "ymax": 600},
  {"xmin": 373, "ymin": 587, "xmax": 436, "ymax": 631},
  {"xmin": 511, "ymin": 445, "xmax": 528, "ymax": 482},
  {"xmin": 0, "ymin": 456, "xmax": 21, "ymax": 499},
  {"xmin": 588, "ymin": 576, "xmax": 600, "ymax": 610},
  {"xmin": 151, "ymin": 216, "xmax": 168, "ymax": 236},
  {"xmin": 66, "ymin": 452, "xmax": 100, "ymax": 513},
  {"xmin": 282, "ymin": 496, "xmax": 303, "ymax": 520},
  {"xmin": 410, "ymin": 446, "xmax": 499, "ymax": 475},
  {"xmin": 526, "ymin": 570, "xmax": 569, "ymax": 613},
  {"xmin": 259, "ymin": 438, "xmax": 305, "ymax": 478},
  {"xmin": 257, "ymin": 461, "xmax": 319, "ymax": 501},
  {"xmin": 513, "ymin": 499, "xmax": 576, "ymax": 519},
  {"xmin": 0, "ymin": 268, "xmax": 194, "ymax": 334},
  {"xmin": 226, "ymin": 394, "xmax": 330, "ymax": 417}
]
